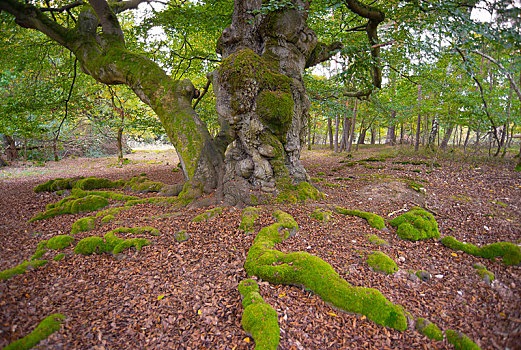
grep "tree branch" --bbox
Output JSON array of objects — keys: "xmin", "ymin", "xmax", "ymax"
[
  {"xmin": 41, "ymin": 0, "xmax": 84, "ymax": 13},
  {"xmin": 0, "ymin": 0, "xmax": 76, "ymax": 49},
  {"xmin": 342, "ymin": 0, "xmax": 385, "ymax": 89},
  {"xmin": 471, "ymin": 49, "xmax": 521, "ymax": 102},
  {"xmin": 455, "ymin": 47, "xmax": 500, "ymax": 145},
  {"xmin": 88, "ymin": 0, "xmax": 124, "ymax": 42}
]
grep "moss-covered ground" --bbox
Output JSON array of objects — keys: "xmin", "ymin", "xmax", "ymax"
[{"xmin": 2, "ymin": 147, "xmax": 518, "ymax": 349}]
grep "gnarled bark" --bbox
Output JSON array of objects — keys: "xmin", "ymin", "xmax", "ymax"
[{"xmin": 213, "ymin": 0, "xmax": 342, "ymax": 206}]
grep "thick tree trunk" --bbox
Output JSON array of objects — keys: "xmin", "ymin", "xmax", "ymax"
[
  {"xmin": 4, "ymin": 135, "xmax": 18, "ymax": 161},
  {"xmin": 213, "ymin": 0, "xmax": 342, "ymax": 205},
  {"xmin": 358, "ymin": 127, "xmax": 367, "ymax": 145},
  {"xmin": 441, "ymin": 123, "xmax": 454, "ymax": 150},
  {"xmin": 370, "ymin": 126, "xmax": 376, "ymax": 144}
]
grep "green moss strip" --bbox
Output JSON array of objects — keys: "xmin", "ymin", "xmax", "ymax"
[
  {"xmin": 445, "ymin": 329, "xmax": 481, "ymax": 350},
  {"xmin": 389, "ymin": 207, "xmax": 439, "ymax": 241},
  {"xmin": 276, "ymin": 181, "xmax": 324, "ymax": 204},
  {"xmin": 441, "ymin": 236, "xmax": 521, "ymax": 266},
  {"xmin": 415, "ymin": 317, "xmax": 443, "ymax": 340},
  {"xmin": 366, "ymin": 251, "xmax": 398, "ymax": 275},
  {"xmin": 74, "ymin": 227, "xmax": 159, "ymax": 255},
  {"xmin": 367, "ymin": 234, "xmax": 389, "ymax": 247},
  {"xmin": 29, "ymin": 195, "xmax": 109, "ymax": 222},
  {"xmin": 311, "ymin": 209, "xmax": 332, "ymax": 223},
  {"xmin": 192, "ymin": 207, "xmax": 223, "ymax": 222},
  {"xmin": 46, "ymin": 235, "xmax": 74, "ymax": 250},
  {"xmin": 240, "ymin": 207, "xmax": 260, "ymax": 233},
  {"xmin": 34, "ymin": 176, "xmax": 124, "ymax": 192},
  {"xmin": 3, "ymin": 313, "xmax": 65, "ymax": 350},
  {"xmin": 125, "ymin": 197, "xmax": 179, "ymax": 207},
  {"xmin": 472, "ymin": 263, "xmax": 495, "ymax": 282},
  {"xmin": 335, "ymin": 207, "xmax": 385, "ymax": 230},
  {"xmin": 0, "ymin": 260, "xmax": 48, "ymax": 280},
  {"xmin": 238, "ymin": 279, "xmax": 279, "ymax": 350},
  {"xmin": 245, "ymin": 210, "xmax": 407, "ymax": 330}
]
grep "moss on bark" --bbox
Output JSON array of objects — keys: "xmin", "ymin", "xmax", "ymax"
[
  {"xmin": 2, "ymin": 314, "xmax": 65, "ymax": 350},
  {"xmin": 441, "ymin": 236, "xmax": 520, "ymax": 266},
  {"xmin": 245, "ymin": 210, "xmax": 407, "ymax": 330},
  {"xmin": 238, "ymin": 279, "xmax": 279, "ymax": 350}
]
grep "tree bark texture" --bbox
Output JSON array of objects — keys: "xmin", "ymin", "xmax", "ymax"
[{"xmin": 213, "ymin": 0, "xmax": 341, "ymax": 205}]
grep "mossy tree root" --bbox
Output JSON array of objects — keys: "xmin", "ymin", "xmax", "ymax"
[
  {"xmin": 238, "ymin": 279, "xmax": 280, "ymax": 350},
  {"xmin": 441, "ymin": 236, "xmax": 521, "ymax": 266},
  {"xmin": 445, "ymin": 329, "xmax": 481, "ymax": 350},
  {"xmin": 34, "ymin": 176, "xmax": 125, "ymax": 192},
  {"xmin": 74, "ymin": 227, "xmax": 160, "ymax": 255},
  {"xmin": 3, "ymin": 314, "xmax": 65, "ymax": 350},
  {"xmin": 335, "ymin": 207, "xmax": 385, "ymax": 229},
  {"xmin": 366, "ymin": 251, "xmax": 398, "ymax": 274},
  {"xmin": 240, "ymin": 207, "xmax": 260, "ymax": 233},
  {"xmin": 244, "ymin": 210, "xmax": 407, "ymax": 331},
  {"xmin": 389, "ymin": 207, "xmax": 440, "ymax": 241},
  {"xmin": 415, "ymin": 317, "xmax": 443, "ymax": 341}
]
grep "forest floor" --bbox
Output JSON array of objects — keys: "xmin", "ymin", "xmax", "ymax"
[{"xmin": 0, "ymin": 146, "xmax": 520, "ymax": 349}]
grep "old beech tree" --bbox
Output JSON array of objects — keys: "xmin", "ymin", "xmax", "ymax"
[{"xmin": 0, "ymin": 0, "xmax": 383, "ymax": 205}]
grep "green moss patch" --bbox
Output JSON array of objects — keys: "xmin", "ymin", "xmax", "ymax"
[
  {"xmin": 473, "ymin": 263, "xmax": 495, "ymax": 283},
  {"xmin": 389, "ymin": 207, "xmax": 439, "ymax": 241},
  {"xmin": 240, "ymin": 207, "xmax": 260, "ymax": 233},
  {"xmin": 245, "ymin": 210, "xmax": 407, "ymax": 330},
  {"xmin": 30, "ymin": 195, "xmax": 109, "ymax": 222},
  {"xmin": 335, "ymin": 207, "xmax": 385, "ymax": 230},
  {"xmin": 125, "ymin": 197, "xmax": 179, "ymax": 207},
  {"xmin": 34, "ymin": 176, "xmax": 124, "ymax": 192},
  {"xmin": 174, "ymin": 230, "xmax": 190, "ymax": 242},
  {"xmin": 276, "ymin": 181, "xmax": 324, "ymax": 204},
  {"xmin": 367, "ymin": 251, "xmax": 398, "ymax": 275},
  {"xmin": 238, "ymin": 279, "xmax": 279, "ymax": 350},
  {"xmin": 192, "ymin": 207, "xmax": 223, "ymax": 222},
  {"xmin": 446, "ymin": 329, "xmax": 481, "ymax": 350},
  {"xmin": 125, "ymin": 175, "xmax": 167, "ymax": 193},
  {"xmin": 96, "ymin": 206, "xmax": 129, "ymax": 217},
  {"xmin": 441, "ymin": 236, "xmax": 521, "ymax": 266},
  {"xmin": 53, "ymin": 253, "xmax": 65, "ymax": 262},
  {"xmin": 415, "ymin": 317, "xmax": 443, "ymax": 340},
  {"xmin": 74, "ymin": 227, "xmax": 159, "ymax": 255},
  {"xmin": 47, "ymin": 235, "xmax": 74, "ymax": 250},
  {"xmin": 311, "ymin": 209, "xmax": 332, "ymax": 223},
  {"xmin": 99, "ymin": 214, "xmax": 114, "ymax": 224},
  {"xmin": 71, "ymin": 217, "xmax": 96, "ymax": 234},
  {"xmin": 367, "ymin": 234, "xmax": 389, "ymax": 247},
  {"xmin": 2, "ymin": 313, "xmax": 65, "ymax": 350}
]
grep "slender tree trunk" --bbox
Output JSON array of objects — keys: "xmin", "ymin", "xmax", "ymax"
[
  {"xmin": 464, "ymin": 128, "xmax": 471, "ymax": 150},
  {"xmin": 386, "ymin": 110, "xmax": 396, "ymax": 146},
  {"xmin": 370, "ymin": 126, "xmax": 376, "ymax": 144},
  {"xmin": 328, "ymin": 117, "xmax": 334, "ymax": 150},
  {"xmin": 428, "ymin": 117, "xmax": 439, "ymax": 149},
  {"xmin": 346, "ymin": 99, "xmax": 358, "ymax": 153},
  {"xmin": 334, "ymin": 114, "xmax": 340, "ymax": 152},
  {"xmin": 415, "ymin": 86, "xmax": 422, "ymax": 151}
]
